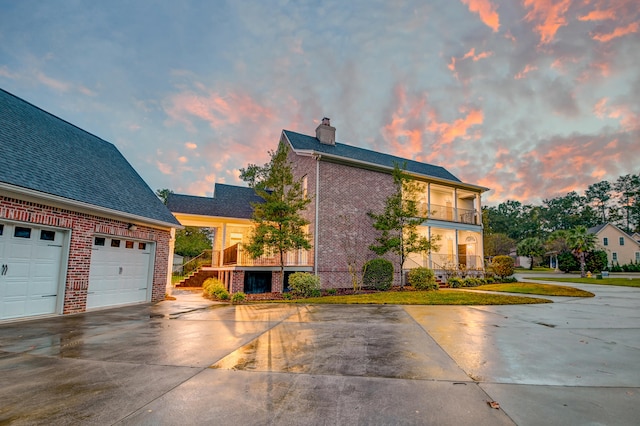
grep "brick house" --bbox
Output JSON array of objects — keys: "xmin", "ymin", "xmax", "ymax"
[
  {"xmin": 0, "ymin": 88, "xmax": 180, "ymax": 321},
  {"xmin": 168, "ymin": 118, "xmax": 488, "ymax": 293}
]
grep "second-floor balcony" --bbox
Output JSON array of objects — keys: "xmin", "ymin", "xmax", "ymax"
[
  {"xmin": 222, "ymin": 243, "xmax": 312, "ymax": 267},
  {"xmin": 416, "ymin": 202, "xmax": 479, "ymax": 225}
]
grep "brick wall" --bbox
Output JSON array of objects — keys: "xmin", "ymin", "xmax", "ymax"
[{"xmin": 0, "ymin": 195, "xmax": 172, "ymax": 315}]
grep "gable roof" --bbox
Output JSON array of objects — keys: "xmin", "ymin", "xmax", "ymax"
[
  {"xmin": 0, "ymin": 88, "xmax": 179, "ymax": 227},
  {"xmin": 588, "ymin": 223, "xmax": 639, "ymax": 243},
  {"xmin": 587, "ymin": 224, "xmax": 608, "ymax": 235},
  {"xmin": 283, "ymin": 129, "xmax": 487, "ymax": 191},
  {"xmin": 167, "ymin": 183, "xmax": 263, "ymax": 219}
]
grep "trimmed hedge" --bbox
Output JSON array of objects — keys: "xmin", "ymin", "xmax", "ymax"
[
  {"xmin": 363, "ymin": 258, "xmax": 394, "ymax": 290},
  {"xmin": 408, "ymin": 267, "xmax": 438, "ymax": 290},
  {"xmin": 288, "ymin": 272, "xmax": 321, "ymax": 297}
]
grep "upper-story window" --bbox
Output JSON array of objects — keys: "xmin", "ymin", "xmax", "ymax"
[
  {"xmin": 619, "ymin": 237, "xmax": 625, "ymax": 246},
  {"xmin": 603, "ymin": 237, "xmax": 608, "ymax": 246}
]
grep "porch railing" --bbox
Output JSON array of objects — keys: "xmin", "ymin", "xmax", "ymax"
[
  {"xmin": 417, "ymin": 202, "xmax": 478, "ymax": 224},
  {"xmin": 222, "ymin": 243, "xmax": 311, "ymax": 267}
]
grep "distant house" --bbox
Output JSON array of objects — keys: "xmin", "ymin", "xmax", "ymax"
[
  {"xmin": 588, "ymin": 223, "xmax": 640, "ymax": 267},
  {"xmin": 168, "ymin": 118, "xmax": 488, "ymax": 293},
  {"xmin": 0, "ymin": 88, "xmax": 180, "ymax": 321}
]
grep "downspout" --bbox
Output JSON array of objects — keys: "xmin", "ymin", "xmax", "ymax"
[{"xmin": 314, "ymin": 154, "xmax": 321, "ymax": 276}]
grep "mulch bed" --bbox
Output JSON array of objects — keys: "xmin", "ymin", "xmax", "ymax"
[{"xmin": 245, "ymin": 286, "xmax": 419, "ymax": 301}]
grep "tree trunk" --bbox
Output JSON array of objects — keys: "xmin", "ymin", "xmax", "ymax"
[{"xmin": 580, "ymin": 252, "xmax": 586, "ymax": 278}]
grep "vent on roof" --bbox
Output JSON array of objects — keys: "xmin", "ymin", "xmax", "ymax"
[{"xmin": 315, "ymin": 117, "xmax": 336, "ymax": 145}]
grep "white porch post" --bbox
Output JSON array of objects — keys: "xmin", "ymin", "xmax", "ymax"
[
  {"xmin": 453, "ymin": 188, "xmax": 458, "ymax": 222},
  {"xmin": 220, "ymin": 224, "xmax": 227, "ymax": 267},
  {"xmin": 166, "ymin": 227, "xmax": 177, "ymax": 295}
]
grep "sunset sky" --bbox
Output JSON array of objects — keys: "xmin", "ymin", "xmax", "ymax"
[{"xmin": 1, "ymin": 0, "xmax": 638, "ymax": 205}]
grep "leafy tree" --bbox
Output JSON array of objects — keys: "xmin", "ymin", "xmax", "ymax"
[
  {"xmin": 614, "ymin": 174, "xmax": 640, "ymax": 233},
  {"xmin": 585, "ymin": 250, "xmax": 608, "ymax": 273},
  {"xmin": 567, "ymin": 225, "xmax": 597, "ymax": 278},
  {"xmin": 368, "ymin": 163, "xmax": 439, "ymax": 287},
  {"xmin": 585, "ymin": 181, "xmax": 612, "ymax": 223},
  {"xmin": 545, "ymin": 230, "xmax": 569, "ymax": 253},
  {"xmin": 156, "ymin": 188, "xmax": 173, "ymax": 205},
  {"xmin": 558, "ymin": 250, "xmax": 579, "ymax": 273},
  {"xmin": 517, "ymin": 237, "xmax": 545, "ymax": 270},
  {"xmin": 174, "ymin": 226, "xmax": 212, "ymax": 257},
  {"xmin": 484, "ymin": 233, "xmax": 515, "ymax": 257},
  {"xmin": 484, "ymin": 201, "xmax": 542, "ymax": 240},
  {"xmin": 541, "ymin": 191, "xmax": 598, "ymax": 232},
  {"xmin": 240, "ymin": 144, "xmax": 312, "ymax": 289}
]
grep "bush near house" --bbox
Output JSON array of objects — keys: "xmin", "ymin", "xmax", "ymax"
[
  {"xmin": 231, "ymin": 292, "xmax": 246, "ymax": 304},
  {"xmin": 407, "ymin": 267, "xmax": 438, "ymax": 290},
  {"xmin": 585, "ymin": 250, "xmax": 608, "ymax": 273},
  {"xmin": 363, "ymin": 258, "xmax": 394, "ymax": 290},
  {"xmin": 288, "ymin": 272, "xmax": 321, "ymax": 297},
  {"xmin": 491, "ymin": 255, "xmax": 515, "ymax": 279},
  {"xmin": 203, "ymin": 278, "xmax": 229, "ymax": 300}
]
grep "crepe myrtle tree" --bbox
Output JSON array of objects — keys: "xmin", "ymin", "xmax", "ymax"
[
  {"xmin": 240, "ymin": 143, "xmax": 312, "ymax": 289},
  {"xmin": 368, "ymin": 163, "xmax": 440, "ymax": 287}
]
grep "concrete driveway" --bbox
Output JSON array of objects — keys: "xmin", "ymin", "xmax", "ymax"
[{"xmin": 1, "ymin": 281, "xmax": 639, "ymax": 425}]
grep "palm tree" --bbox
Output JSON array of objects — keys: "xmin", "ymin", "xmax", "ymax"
[{"xmin": 567, "ymin": 226, "xmax": 597, "ymax": 277}]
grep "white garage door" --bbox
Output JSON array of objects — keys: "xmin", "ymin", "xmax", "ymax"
[
  {"xmin": 87, "ymin": 236, "xmax": 153, "ymax": 309},
  {"xmin": 0, "ymin": 222, "xmax": 65, "ymax": 320}
]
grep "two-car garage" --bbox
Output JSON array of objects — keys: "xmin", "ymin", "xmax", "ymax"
[{"xmin": 0, "ymin": 219, "xmax": 156, "ymax": 321}]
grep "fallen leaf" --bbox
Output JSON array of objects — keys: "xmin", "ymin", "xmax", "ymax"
[{"xmin": 487, "ymin": 401, "xmax": 500, "ymax": 409}]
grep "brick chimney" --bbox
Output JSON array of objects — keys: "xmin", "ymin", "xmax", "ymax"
[{"xmin": 315, "ymin": 117, "xmax": 336, "ymax": 145}]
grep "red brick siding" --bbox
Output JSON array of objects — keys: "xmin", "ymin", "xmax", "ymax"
[
  {"xmin": 0, "ymin": 195, "xmax": 172, "ymax": 315},
  {"xmin": 230, "ymin": 270, "xmax": 245, "ymax": 293}
]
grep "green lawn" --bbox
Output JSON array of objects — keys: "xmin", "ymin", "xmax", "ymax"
[
  {"xmin": 471, "ymin": 283, "xmax": 594, "ymax": 297},
  {"xmin": 515, "ymin": 267, "xmax": 556, "ymax": 273},
  {"xmin": 528, "ymin": 277, "xmax": 640, "ymax": 288},
  {"xmin": 273, "ymin": 290, "xmax": 551, "ymax": 305}
]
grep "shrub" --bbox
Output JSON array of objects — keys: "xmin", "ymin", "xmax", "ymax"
[
  {"xmin": 231, "ymin": 292, "xmax": 246, "ymax": 304},
  {"xmin": 491, "ymin": 255, "xmax": 515, "ymax": 279},
  {"xmin": 585, "ymin": 250, "xmax": 608, "ymax": 273},
  {"xmin": 483, "ymin": 276, "xmax": 495, "ymax": 284},
  {"xmin": 282, "ymin": 292, "xmax": 293, "ymax": 300},
  {"xmin": 558, "ymin": 250, "xmax": 579, "ymax": 273},
  {"xmin": 447, "ymin": 277, "xmax": 464, "ymax": 288},
  {"xmin": 408, "ymin": 267, "xmax": 438, "ymax": 290},
  {"xmin": 288, "ymin": 272, "xmax": 321, "ymax": 297},
  {"xmin": 363, "ymin": 258, "xmax": 394, "ymax": 290},
  {"xmin": 463, "ymin": 277, "xmax": 482, "ymax": 287},
  {"xmin": 326, "ymin": 288, "xmax": 337, "ymax": 295},
  {"xmin": 202, "ymin": 278, "xmax": 229, "ymax": 300}
]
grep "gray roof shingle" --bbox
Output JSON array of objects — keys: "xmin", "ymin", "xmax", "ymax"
[
  {"xmin": 0, "ymin": 88, "xmax": 179, "ymax": 226},
  {"xmin": 166, "ymin": 183, "xmax": 263, "ymax": 219},
  {"xmin": 283, "ymin": 129, "xmax": 463, "ymax": 183}
]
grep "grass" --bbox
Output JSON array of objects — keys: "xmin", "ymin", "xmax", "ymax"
[
  {"xmin": 515, "ymin": 267, "xmax": 556, "ymax": 273},
  {"xmin": 528, "ymin": 277, "xmax": 640, "ymax": 288},
  {"xmin": 270, "ymin": 289, "xmax": 551, "ymax": 305},
  {"xmin": 471, "ymin": 283, "xmax": 594, "ymax": 297}
]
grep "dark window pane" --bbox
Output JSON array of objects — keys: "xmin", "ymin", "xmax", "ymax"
[
  {"xmin": 95, "ymin": 237, "xmax": 106, "ymax": 246},
  {"xmin": 40, "ymin": 230, "xmax": 56, "ymax": 241},
  {"xmin": 111, "ymin": 239, "xmax": 121, "ymax": 248},
  {"xmin": 14, "ymin": 227, "xmax": 31, "ymax": 238},
  {"xmin": 0, "ymin": 224, "xmax": 3, "ymax": 236},
  {"xmin": 138, "ymin": 242, "xmax": 146, "ymax": 250},
  {"xmin": 125, "ymin": 241, "xmax": 134, "ymax": 249}
]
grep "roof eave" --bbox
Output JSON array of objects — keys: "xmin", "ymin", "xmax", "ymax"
[
  {"xmin": 282, "ymin": 132, "xmax": 489, "ymax": 193},
  {"xmin": 1, "ymin": 182, "xmax": 182, "ymax": 230}
]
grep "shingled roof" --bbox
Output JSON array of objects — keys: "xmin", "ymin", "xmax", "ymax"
[
  {"xmin": 283, "ymin": 129, "xmax": 464, "ymax": 184},
  {"xmin": 166, "ymin": 183, "xmax": 263, "ymax": 219},
  {"xmin": 0, "ymin": 88, "xmax": 179, "ymax": 226}
]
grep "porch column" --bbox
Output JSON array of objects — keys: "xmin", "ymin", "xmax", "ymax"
[
  {"xmin": 453, "ymin": 188, "xmax": 458, "ymax": 222},
  {"xmin": 166, "ymin": 227, "xmax": 176, "ymax": 296},
  {"xmin": 220, "ymin": 224, "xmax": 227, "ymax": 267},
  {"xmin": 210, "ymin": 227, "xmax": 218, "ymax": 266},
  {"xmin": 455, "ymin": 230, "xmax": 459, "ymax": 266},
  {"xmin": 427, "ymin": 183, "xmax": 431, "ymax": 214},
  {"xmin": 427, "ymin": 226, "xmax": 432, "ymax": 269},
  {"xmin": 475, "ymin": 193, "xmax": 481, "ymax": 225}
]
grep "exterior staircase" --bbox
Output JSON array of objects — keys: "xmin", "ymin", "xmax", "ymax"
[{"xmin": 175, "ymin": 268, "xmax": 218, "ymax": 288}]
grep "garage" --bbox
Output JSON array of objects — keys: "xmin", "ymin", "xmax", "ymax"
[
  {"xmin": 0, "ymin": 221, "xmax": 67, "ymax": 320},
  {"xmin": 86, "ymin": 236, "xmax": 154, "ymax": 309}
]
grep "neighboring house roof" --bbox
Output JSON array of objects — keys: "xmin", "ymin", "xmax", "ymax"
[
  {"xmin": 0, "ymin": 88, "xmax": 179, "ymax": 226},
  {"xmin": 167, "ymin": 183, "xmax": 263, "ymax": 219},
  {"xmin": 283, "ymin": 129, "xmax": 486, "ymax": 190},
  {"xmin": 587, "ymin": 224, "xmax": 608, "ymax": 235}
]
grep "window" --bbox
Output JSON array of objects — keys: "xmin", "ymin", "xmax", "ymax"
[
  {"xmin": 40, "ymin": 230, "xmax": 55, "ymax": 241},
  {"xmin": 620, "ymin": 237, "xmax": 624, "ymax": 246},
  {"xmin": 612, "ymin": 252, "xmax": 618, "ymax": 261},
  {"xmin": 0, "ymin": 224, "xmax": 3, "ymax": 236},
  {"xmin": 138, "ymin": 242, "xmax": 146, "ymax": 250},
  {"xmin": 14, "ymin": 227, "xmax": 31, "ymax": 238},
  {"xmin": 94, "ymin": 237, "xmax": 106, "ymax": 246},
  {"xmin": 111, "ymin": 239, "xmax": 121, "ymax": 248},
  {"xmin": 636, "ymin": 252, "xmax": 640, "ymax": 262},
  {"xmin": 125, "ymin": 241, "xmax": 134, "ymax": 249},
  {"xmin": 603, "ymin": 237, "xmax": 608, "ymax": 246}
]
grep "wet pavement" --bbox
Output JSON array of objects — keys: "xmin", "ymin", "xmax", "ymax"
[{"xmin": 1, "ymin": 280, "xmax": 639, "ymax": 425}]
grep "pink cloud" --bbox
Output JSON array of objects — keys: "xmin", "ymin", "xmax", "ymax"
[
  {"xmin": 460, "ymin": 0, "xmax": 500, "ymax": 32},
  {"xmin": 593, "ymin": 98, "xmax": 608, "ymax": 118},
  {"xmin": 593, "ymin": 21, "xmax": 639, "ymax": 42},
  {"xmin": 578, "ymin": 9, "xmax": 616, "ymax": 21},
  {"xmin": 514, "ymin": 64, "xmax": 538, "ymax": 79},
  {"xmin": 523, "ymin": 0, "xmax": 572, "ymax": 45}
]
